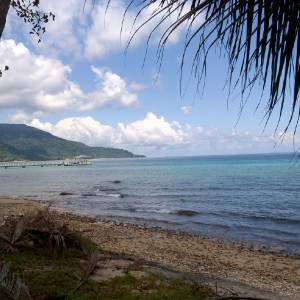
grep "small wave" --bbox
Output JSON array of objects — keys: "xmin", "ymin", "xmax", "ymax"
[
  {"xmin": 134, "ymin": 208, "xmax": 173, "ymax": 214},
  {"xmin": 95, "ymin": 191, "xmax": 106, "ymax": 196},
  {"xmin": 107, "ymin": 193, "xmax": 122, "ymax": 198},
  {"xmin": 95, "ymin": 191, "xmax": 124, "ymax": 198}
]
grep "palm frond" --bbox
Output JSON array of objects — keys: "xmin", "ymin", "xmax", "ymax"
[
  {"xmin": 125, "ymin": 0, "xmax": 300, "ymax": 134},
  {"xmin": 48, "ymin": 232, "xmax": 66, "ymax": 258},
  {"xmin": 55, "ymin": 250, "xmax": 100, "ymax": 298},
  {"xmin": 0, "ymin": 261, "xmax": 32, "ymax": 300},
  {"xmin": 0, "ymin": 209, "xmax": 71, "ymax": 257},
  {"xmin": 11, "ymin": 215, "xmax": 32, "ymax": 245}
]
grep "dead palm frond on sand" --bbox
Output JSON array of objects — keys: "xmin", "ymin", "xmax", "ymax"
[{"xmin": 0, "ymin": 209, "xmax": 99, "ymax": 299}]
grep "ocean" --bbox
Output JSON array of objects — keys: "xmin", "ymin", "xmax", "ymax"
[{"xmin": 1, "ymin": 153, "xmax": 299, "ymax": 254}]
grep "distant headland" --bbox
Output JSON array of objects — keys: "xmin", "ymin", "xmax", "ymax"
[{"xmin": 0, "ymin": 124, "xmax": 145, "ymax": 161}]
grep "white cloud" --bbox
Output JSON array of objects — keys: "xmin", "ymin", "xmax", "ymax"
[
  {"xmin": 53, "ymin": 117, "xmax": 116, "ymax": 145},
  {"xmin": 28, "ymin": 118, "xmax": 54, "ymax": 133},
  {"xmin": 12, "ymin": 113, "xmax": 299, "ymax": 156},
  {"xmin": 0, "ymin": 41, "xmax": 142, "ymax": 115},
  {"xmin": 84, "ymin": 0, "xmax": 204, "ymax": 60},
  {"xmin": 181, "ymin": 105, "xmax": 191, "ymax": 114},
  {"xmin": 0, "ymin": 40, "xmax": 83, "ymax": 113},
  {"xmin": 84, "ymin": 0, "xmax": 128, "ymax": 59},
  {"xmin": 10, "ymin": 112, "xmax": 42, "ymax": 123},
  {"xmin": 19, "ymin": 113, "xmax": 188, "ymax": 150},
  {"xmin": 129, "ymin": 82, "xmax": 147, "ymax": 91},
  {"xmin": 25, "ymin": 116, "xmax": 116, "ymax": 146},
  {"xmin": 39, "ymin": 1, "xmax": 85, "ymax": 58},
  {"xmin": 4, "ymin": 0, "xmax": 206, "ymax": 71},
  {"xmin": 117, "ymin": 112, "xmax": 187, "ymax": 146},
  {"xmin": 231, "ymin": 129, "xmax": 250, "ymax": 136},
  {"xmin": 196, "ymin": 126, "xmax": 204, "ymax": 133},
  {"xmin": 80, "ymin": 66, "xmax": 141, "ymax": 110},
  {"xmin": 5, "ymin": 0, "xmax": 204, "ymax": 63}
]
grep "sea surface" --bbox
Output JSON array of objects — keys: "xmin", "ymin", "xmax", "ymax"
[{"xmin": 1, "ymin": 153, "xmax": 299, "ymax": 254}]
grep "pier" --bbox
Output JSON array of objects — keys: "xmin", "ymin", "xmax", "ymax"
[{"xmin": 0, "ymin": 158, "xmax": 91, "ymax": 169}]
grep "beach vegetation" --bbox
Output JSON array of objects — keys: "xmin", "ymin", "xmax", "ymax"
[
  {"xmin": 0, "ymin": 260, "xmax": 31, "ymax": 300},
  {"xmin": 0, "ymin": 252, "xmax": 215, "ymax": 299},
  {"xmin": 0, "ymin": 209, "xmax": 215, "ymax": 299},
  {"xmin": 0, "ymin": 209, "xmax": 100, "ymax": 299}
]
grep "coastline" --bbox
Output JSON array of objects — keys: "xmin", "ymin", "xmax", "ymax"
[{"xmin": 0, "ymin": 197, "xmax": 299, "ymax": 299}]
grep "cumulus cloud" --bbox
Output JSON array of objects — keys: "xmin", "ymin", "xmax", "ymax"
[
  {"xmin": 6, "ymin": 0, "xmax": 204, "ymax": 62},
  {"xmin": 117, "ymin": 112, "xmax": 187, "ymax": 146},
  {"xmin": 21, "ymin": 113, "xmax": 188, "ymax": 150},
  {"xmin": 37, "ymin": 1, "xmax": 85, "ymax": 59},
  {"xmin": 53, "ymin": 117, "xmax": 116, "ymax": 145},
  {"xmin": 26, "ymin": 116, "xmax": 116, "ymax": 146},
  {"xmin": 0, "ymin": 40, "xmax": 83, "ymax": 113},
  {"xmin": 27, "ymin": 118, "xmax": 54, "ymax": 133},
  {"xmin": 84, "ymin": 0, "xmax": 128, "ymax": 59},
  {"xmin": 0, "ymin": 41, "xmax": 142, "ymax": 115},
  {"xmin": 5, "ymin": 1, "xmax": 87, "ymax": 59},
  {"xmin": 80, "ymin": 66, "xmax": 141, "ymax": 110},
  {"xmin": 84, "ymin": 0, "xmax": 204, "ymax": 60},
  {"xmin": 15, "ymin": 113, "xmax": 299, "ymax": 156}
]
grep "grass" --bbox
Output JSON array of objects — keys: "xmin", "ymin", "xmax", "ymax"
[
  {"xmin": 0, "ymin": 238, "xmax": 215, "ymax": 299},
  {"xmin": 70, "ymin": 273, "xmax": 214, "ymax": 300},
  {"xmin": 0, "ymin": 210, "xmax": 215, "ymax": 299}
]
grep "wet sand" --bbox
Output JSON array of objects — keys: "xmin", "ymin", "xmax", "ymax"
[{"xmin": 0, "ymin": 197, "xmax": 299, "ymax": 299}]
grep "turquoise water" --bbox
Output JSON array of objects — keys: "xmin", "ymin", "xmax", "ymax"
[{"xmin": 1, "ymin": 153, "xmax": 299, "ymax": 254}]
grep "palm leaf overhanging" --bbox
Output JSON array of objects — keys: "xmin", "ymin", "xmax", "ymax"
[{"xmin": 124, "ymin": 0, "xmax": 300, "ymax": 134}]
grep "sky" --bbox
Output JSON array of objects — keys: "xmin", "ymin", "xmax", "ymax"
[{"xmin": 0, "ymin": 0, "xmax": 299, "ymax": 157}]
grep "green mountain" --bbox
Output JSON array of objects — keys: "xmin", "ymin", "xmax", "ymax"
[{"xmin": 0, "ymin": 124, "xmax": 144, "ymax": 161}]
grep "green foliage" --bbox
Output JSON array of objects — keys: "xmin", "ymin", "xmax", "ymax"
[
  {"xmin": 0, "ymin": 210, "xmax": 214, "ymax": 299},
  {"xmin": 0, "ymin": 124, "xmax": 144, "ymax": 161},
  {"xmin": 0, "ymin": 252, "xmax": 214, "ymax": 299},
  {"xmin": 0, "ymin": 210, "xmax": 100, "ymax": 299}
]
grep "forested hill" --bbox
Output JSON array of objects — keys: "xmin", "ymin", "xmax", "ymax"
[{"xmin": 0, "ymin": 124, "xmax": 144, "ymax": 161}]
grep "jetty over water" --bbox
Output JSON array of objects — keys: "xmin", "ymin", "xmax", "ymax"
[{"xmin": 0, "ymin": 157, "xmax": 91, "ymax": 169}]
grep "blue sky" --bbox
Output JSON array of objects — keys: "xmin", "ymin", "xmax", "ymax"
[{"xmin": 0, "ymin": 0, "xmax": 299, "ymax": 157}]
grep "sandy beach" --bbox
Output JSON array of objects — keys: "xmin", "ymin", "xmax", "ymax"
[{"xmin": 0, "ymin": 197, "xmax": 299, "ymax": 299}]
